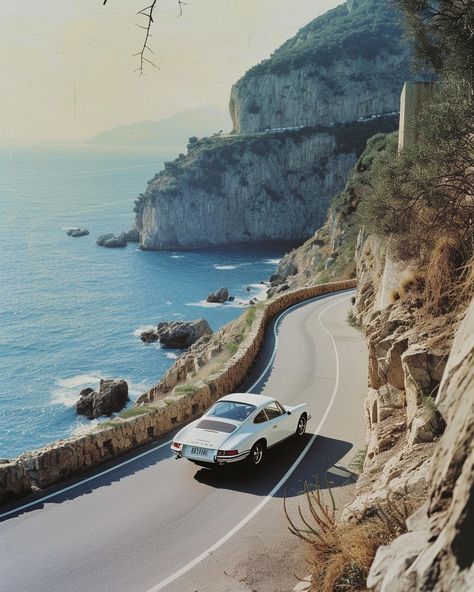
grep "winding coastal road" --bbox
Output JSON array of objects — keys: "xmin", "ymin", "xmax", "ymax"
[{"xmin": 0, "ymin": 290, "xmax": 367, "ymax": 592}]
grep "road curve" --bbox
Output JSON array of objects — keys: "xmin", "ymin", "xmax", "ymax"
[{"xmin": 0, "ymin": 290, "xmax": 367, "ymax": 592}]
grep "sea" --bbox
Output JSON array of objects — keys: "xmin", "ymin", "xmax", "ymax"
[{"xmin": 0, "ymin": 143, "xmax": 291, "ymax": 459}]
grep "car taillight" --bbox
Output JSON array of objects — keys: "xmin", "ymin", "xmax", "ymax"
[
  {"xmin": 172, "ymin": 441, "xmax": 182, "ymax": 450},
  {"xmin": 218, "ymin": 449, "xmax": 239, "ymax": 456}
]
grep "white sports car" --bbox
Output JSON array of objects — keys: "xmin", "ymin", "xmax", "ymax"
[{"xmin": 171, "ymin": 393, "xmax": 310, "ymax": 468}]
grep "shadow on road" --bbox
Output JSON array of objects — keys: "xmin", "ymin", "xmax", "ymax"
[
  {"xmin": 0, "ymin": 435, "xmax": 176, "ymax": 523},
  {"xmin": 193, "ymin": 434, "xmax": 357, "ymax": 498}
]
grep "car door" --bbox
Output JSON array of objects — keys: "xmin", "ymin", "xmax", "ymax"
[{"xmin": 262, "ymin": 401, "xmax": 291, "ymax": 445}]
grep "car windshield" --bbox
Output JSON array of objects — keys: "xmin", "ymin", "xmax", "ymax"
[{"xmin": 206, "ymin": 400, "xmax": 256, "ymax": 422}]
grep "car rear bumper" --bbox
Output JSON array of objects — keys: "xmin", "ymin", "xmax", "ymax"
[{"xmin": 171, "ymin": 445, "xmax": 249, "ymax": 464}]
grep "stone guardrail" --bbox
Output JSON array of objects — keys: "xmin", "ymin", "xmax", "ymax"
[{"xmin": 0, "ymin": 279, "xmax": 356, "ymax": 504}]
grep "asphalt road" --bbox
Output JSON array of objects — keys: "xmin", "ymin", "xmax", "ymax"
[{"xmin": 0, "ymin": 290, "xmax": 367, "ymax": 592}]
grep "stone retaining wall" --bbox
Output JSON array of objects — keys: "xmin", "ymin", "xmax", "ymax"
[{"xmin": 0, "ymin": 279, "xmax": 355, "ymax": 503}]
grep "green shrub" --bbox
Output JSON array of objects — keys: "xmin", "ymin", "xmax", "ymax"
[{"xmin": 119, "ymin": 405, "xmax": 156, "ymax": 419}]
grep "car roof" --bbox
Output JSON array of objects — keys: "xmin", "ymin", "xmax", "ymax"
[{"xmin": 217, "ymin": 392, "xmax": 276, "ymax": 410}]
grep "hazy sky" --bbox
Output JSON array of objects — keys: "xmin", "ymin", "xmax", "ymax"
[{"xmin": 1, "ymin": 0, "xmax": 341, "ymax": 142}]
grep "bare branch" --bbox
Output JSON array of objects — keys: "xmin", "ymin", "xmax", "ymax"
[{"xmin": 102, "ymin": 1, "xmax": 186, "ymax": 74}]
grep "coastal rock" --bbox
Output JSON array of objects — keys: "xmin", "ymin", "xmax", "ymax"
[
  {"xmin": 75, "ymin": 380, "xmax": 129, "ymax": 419},
  {"xmin": 67, "ymin": 228, "xmax": 89, "ymax": 237},
  {"xmin": 96, "ymin": 233, "xmax": 114, "ymax": 246},
  {"xmin": 135, "ymin": 131, "xmax": 361, "ymax": 249},
  {"xmin": 140, "ymin": 320, "xmax": 213, "ymax": 348},
  {"xmin": 207, "ymin": 288, "xmax": 229, "ymax": 303},
  {"xmin": 96, "ymin": 232, "xmax": 127, "ymax": 248},
  {"xmin": 124, "ymin": 228, "xmax": 139, "ymax": 242}
]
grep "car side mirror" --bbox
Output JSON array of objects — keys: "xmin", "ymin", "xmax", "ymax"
[{"xmin": 287, "ymin": 411, "xmax": 291, "ymax": 415}]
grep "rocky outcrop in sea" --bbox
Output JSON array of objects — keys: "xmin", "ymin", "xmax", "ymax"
[
  {"xmin": 140, "ymin": 320, "xmax": 213, "ymax": 348},
  {"xmin": 207, "ymin": 287, "xmax": 229, "ymax": 303},
  {"xmin": 67, "ymin": 228, "xmax": 89, "ymax": 237},
  {"xmin": 75, "ymin": 379, "xmax": 129, "ymax": 419}
]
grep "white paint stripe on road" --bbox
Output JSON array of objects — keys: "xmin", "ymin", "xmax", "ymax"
[
  {"xmin": 0, "ymin": 439, "xmax": 174, "ymax": 520},
  {"xmin": 145, "ymin": 294, "xmax": 347, "ymax": 592},
  {"xmin": 0, "ymin": 290, "xmax": 352, "ymax": 527}
]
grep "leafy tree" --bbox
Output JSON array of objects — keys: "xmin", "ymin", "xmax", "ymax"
[{"xmin": 394, "ymin": 0, "xmax": 474, "ymax": 86}]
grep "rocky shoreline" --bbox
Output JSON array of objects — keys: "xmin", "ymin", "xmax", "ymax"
[{"xmin": 0, "ymin": 279, "xmax": 355, "ymax": 502}]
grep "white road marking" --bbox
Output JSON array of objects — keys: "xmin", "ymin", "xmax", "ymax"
[
  {"xmin": 0, "ymin": 291, "xmax": 348, "ymax": 521},
  {"xmin": 145, "ymin": 294, "xmax": 348, "ymax": 592},
  {"xmin": 0, "ymin": 289, "xmax": 351, "ymax": 553},
  {"xmin": 0, "ymin": 439, "xmax": 174, "ymax": 520}
]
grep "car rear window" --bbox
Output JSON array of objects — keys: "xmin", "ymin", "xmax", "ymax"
[
  {"xmin": 206, "ymin": 400, "xmax": 256, "ymax": 422},
  {"xmin": 197, "ymin": 419, "xmax": 237, "ymax": 433}
]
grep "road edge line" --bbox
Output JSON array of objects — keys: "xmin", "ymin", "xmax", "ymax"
[{"xmin": 145, "ymin": 294, "xmax": 346, "ymax": 592}]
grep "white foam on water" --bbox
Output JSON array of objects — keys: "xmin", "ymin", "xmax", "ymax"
[
  {"xmin": 165, "ymin": 352, "xmax": 178, "ymax": 360},
  {"xmin": 186, "ymin": 299, "xmax": 246, "ymax": 309},
  {"xmin": 72, "ymin": 420, "xmax": 100, "ymax": 436},
  {"xmin": 53, "ymin": 374, "xmax": 151, "ymax": 409},
  {"xmin": 214, "ymin": 265, "xmax": 237, "ymax": 270},
  {"xmin": 247, "ymin": 283, "xmax": 269, "ymax": 301},
  {"xmin": 264, "ymin": 258, "xmax": 282, "ymax": 265},
  {"xmin": 171, "ymin": 255, "xmax": 184, "ymax": 259},
  {"xmin": 52, "ymin": 373, "xmax": 101, "ymax": 407},
  {"xmin": 133, "ymin": 325, "xmax": 155, "ymax": 337}
]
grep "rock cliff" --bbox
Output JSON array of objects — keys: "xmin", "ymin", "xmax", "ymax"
[
  {"xmin": 133, "ymin": 0, "xmax": 407, "ymax": 250},
  {"xmin": 267, "ymin": 132, "xmax": 397, "ymax": 295},
  {"xmin": 347, "ymin": 234, "xmax": 474, "ymax": 591},
  {"xmin": 230, "ymin": 0, "xmax": 410, "ymax": 134},
  {"xmin": 135, "ymin": 119, "xmax": 397, "ymax": 249}
]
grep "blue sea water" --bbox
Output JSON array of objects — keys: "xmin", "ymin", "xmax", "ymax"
[{"xmin": 0, "ymin": 143, "xmax": 290, "ymax": 458}]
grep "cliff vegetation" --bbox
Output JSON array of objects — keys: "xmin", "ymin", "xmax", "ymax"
[
  {"xmin": 278, "ymin": 2, "xmax": 474, "ymax": 590},
  {"xmin": 230, "ymin": 0, "xmax": 412, "ymax": 133}
]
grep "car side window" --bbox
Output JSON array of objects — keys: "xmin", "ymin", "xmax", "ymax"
[
  {"xmin": 253, "ymin": 410, "xmax": 268, "ymax": 424},
  {"xmin": 264, "ymin": 402, "xmax": 285, "ymax": 420}
]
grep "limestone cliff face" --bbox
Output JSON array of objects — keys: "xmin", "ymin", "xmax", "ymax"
[
  {"xmin": 137, "ymin": 130, "xmax": 355, "ymax": 249},
  {"xmin": 342, "ymin": 233, "xmax": 474, "ymax": 591},
  {"xmin": 367, "ymin": 294, "xmax": 474, "ymax": 591},
  {"xmin": 266, "ymin": 132, "xmax": 397, "ymax": 296},
  {"xmin": 133, "ymin": 0, "xmax": 407, "ymax": 250},
  {"xmin": 230, "ymin": 0, "xmax": 410, "ymax": 133}
]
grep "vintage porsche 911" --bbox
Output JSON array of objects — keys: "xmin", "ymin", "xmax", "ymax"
[{"xmin": 170, "ymin": 393, "xmax": 310, "ymax": 468}]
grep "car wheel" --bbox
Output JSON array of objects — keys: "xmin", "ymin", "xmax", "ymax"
[
  {"xmin": 296, "ymin": 414, "xmax": 307, "ymax": 436},
  {"xmin": 248, "ymin": 441, "xmax": 265, "ymax": 467}
]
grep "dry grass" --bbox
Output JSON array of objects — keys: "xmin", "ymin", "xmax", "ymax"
[
  {"xmin": 401, "ymin": 272, "xmax": 426, "ymax": 298},
  {"xmin": 423, "ymin": 236, "xmax": 464, "ymax": 316},
  {"xmin": 285, "ymin": 483, "xmax": 418, "ymax": 592}
]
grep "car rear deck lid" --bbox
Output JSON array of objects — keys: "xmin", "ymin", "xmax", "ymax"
[{"xmin": 196, "ymin": 419, "xmax": 237, "ymax": 433}]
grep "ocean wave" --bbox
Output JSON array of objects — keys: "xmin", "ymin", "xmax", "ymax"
[
  {"xmin": 247, "ymin": 283, "xmax": 269, "ymax": 301},
  {"xmin": 165, "ymin": 352, "xmax": 179, "ymax": 360},
  {"xmin": 52, "ymin": 373, "xmax": 102, "ymax": 407},
  {"xmin": 52, "ymin": 374, "xmax": 151, "ymax": 408},
  {"xmin": 71, "ymin": 420, "xmax": 100, "ymax": 437},
  {"xmin": 186, "ymin": 299, "xmax": 247, "ymax": 309},
  {"xmin": 133, "ymin": 325, "xmax": 155, "ymax": 337},
  {"xmin": 264, "ymin": 258, "xmax": 282, "ymax": 265},
  {"xmin": 214, "ymin": 265, "xmax": 238, "ymax": 270},
  {"xmin": 171, "ymin": 255, "xmax": 184, "ymax": 259}
]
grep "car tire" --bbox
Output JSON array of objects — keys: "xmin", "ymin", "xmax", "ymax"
[
  {"xmin": 248, "ymin": 440, "xmax": 266, "ymax": 467},
  {"xmin": 295, "ymin": 414, "xmax": 307, "ymax": 437}
]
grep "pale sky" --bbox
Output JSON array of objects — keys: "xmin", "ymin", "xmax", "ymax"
[{"xmin": 0, "ymin": 0, "xmax": 342, "ymax": 142}]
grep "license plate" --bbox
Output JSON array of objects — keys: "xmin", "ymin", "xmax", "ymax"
[{"xmin": 190, "ymin": 447, "xmax": 208, "ymax": 457}]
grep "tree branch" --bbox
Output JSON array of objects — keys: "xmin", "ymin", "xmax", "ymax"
[{"xmin": 102, "ymin": 1, "xmax": 186, "ymax": 74}]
